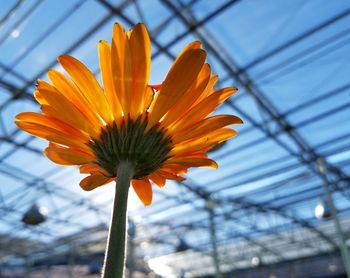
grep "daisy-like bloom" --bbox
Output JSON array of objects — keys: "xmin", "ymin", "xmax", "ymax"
[{"xmin": 15, "ymin": 23, "xmax": 242, "ymax": 206}]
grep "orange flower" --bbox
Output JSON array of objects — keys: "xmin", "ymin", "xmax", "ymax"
[{"xmin": 15, "ymin": 23, "xmax": 242, "ymax": 205}]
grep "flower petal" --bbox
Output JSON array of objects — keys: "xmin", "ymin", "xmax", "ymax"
[
  {"xmin": 111, "ymin": 23, "xmax": 128, "ymax": 116},
  {"xmin": 170, "ymin": 128, "xmax": 237, "ymax": 156},
  {"xmin": 156, "ymin": 170, "xmax": 186, "ymax": 181},
  {"xmin": 47, "ymin": 70, "xmax": 102, "ymax": 129},
  {"xmin": 80, "ymin": 163, "xmax": 109, "ymax": 176},
  {"xmin": 15, "ymin": 119, "xmax": 88, "ymax": 149},
  {"xmin": 38, "ymin": 86, "xmax": 99, "ymax": 138},
  {"xmin": 132, "ymin": 178, "xmax": 153, "ymax": 206},
  {"xmin": 80, "ymin": 172, "xmax": 113, "ymax": 191},
  {"xmin": 165, "ymin": 157, "xmax": 218, "ymax": 169},
  {"xmin": 169, "ymin": 87, "xmax": 237, "ymax": 133},
  {"xmin": 176, "ymin": 41, "xmax": 202, "ymax": 59},
  {"xmin": 16, "ymin": 112, "xmax": 89, "ymax": 140},
  {"xmin": 98, "ymin": 40, "xmax": 123, "ymax": 124},
  {"xmin": 34, "ymin": 90, "xmax": 47, "ymax": 104},
  {"xmin": 192, "ymin": 74, "xmax": 218, "ymax": 106},
  {"xmin": 144, "ymin": 86, "xmax": 154, "ymax": 111},
  {"xmin": 148, "ymin": 49, "xmax": 206, "ymax": 127},
  {"xmin": 161, "ymin": 63, "xmax": 211, "ymax": 127},
  {"xmin": 160, "ymin": 164, "xmax": 188, "ymax": 175},
  {"xmin": 58, "ymin": 55, "xmax": 113, "ymax": 124},
  {"xmin": 149, "ymin": 173, "xmax": 166, "ymax": 188},
  {"xmin": 129, "ymin": 23, "xmax": 151, "ymax": 116},
  {"xmin": 44, "ymin": 143, "xmax": 95, "ymax": 166},
  {"xmin": 173, "ymin": 114, "xmax": 242, "ymax": 143}
]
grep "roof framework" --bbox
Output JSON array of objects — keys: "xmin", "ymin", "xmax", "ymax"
[{"xmin": 0, "ymin": 0, "xmax": 350, "ymax": 277}]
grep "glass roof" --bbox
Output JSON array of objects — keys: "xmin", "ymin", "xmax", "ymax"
[{"xmin": 1, "ymin": 0, "xmax": 350, "ymax": 276}]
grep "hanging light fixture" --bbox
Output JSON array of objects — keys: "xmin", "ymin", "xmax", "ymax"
[
  {"xmin": 315, "ymin": 199, "xmax": 332, "ymax": 219},
  {"xmin": 22, "ymin": 204, "xmax": 48, "ymax": 225},
  {"xmin": 176, "ymin": 238, "xmax": 191, "ymax": 253},
  {"xmin": 251, "ymin": 256, "xmax": 261, "ymax": 267}
]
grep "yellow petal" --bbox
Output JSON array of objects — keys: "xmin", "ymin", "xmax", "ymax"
[
  {"xmin": 80, "ymin": 172, "xmax": 113, "ymax": 191},
  {"xmin": 164, "ymin": 158, "xmax": 218, "ymax": 169},
  {"xmin": 132, "ymin": 178, "xmax": 153, "ymax": 206},
  {"xmin": 47, "ymin": 70, "xmax": 103, "ymax": 129},
  {"xmin": 169, "ymin": 87, "xmax": 237, "ymax": 133},
  {"xmin": 148, "ymin": 49, "xmax": 206, "ymax": 127},
  {"xmin": 170, "ymin": 128, "xmax": 237, "ymax": 156},
  {"xmin": 111, "ymin": 23, "xmax": 128, "ymax": 116},
  {"xmin": 129, "ymin": 23, "xmax": 151, "ymax": 116},
  {"xmin": 98, "ymin": 40, "xmax": 123, "ymax": 124},
  {"xmin": 173, "ymin": 114, "xmax": 242, "ymax": 143},
  {"xmin": 44, "ymin": 143, "xmax": 95, "ymax": 166},
  {"xmin": 161, "ymin": 63, "xmax": 211, "ymax": 127},
  {"xmin": 58, "ymin": 55, "xmax": 113, "ymax": 124}
]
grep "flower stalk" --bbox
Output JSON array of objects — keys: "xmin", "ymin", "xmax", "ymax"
[{"xmin": 102, "ymin": 162, "xmax": 134, "ymax": 278}]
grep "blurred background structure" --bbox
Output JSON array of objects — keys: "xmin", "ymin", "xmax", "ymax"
[{"xmin": 1, "ymin": 0, "xmax": 350, "ymax": 277}]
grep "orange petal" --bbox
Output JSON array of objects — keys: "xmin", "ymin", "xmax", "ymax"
[
  {"xmin": 98, "ymin": 40, "xmax": 123, "ymax": 124},
  {"xmin": 39, "ymin": 87, "xmax": 99, "ymax": 138},
  {"xmin": 47, "ymin": 70, "xmax": 102, "ymax": 129},
  {"xmin": 173, "ymin": 114, "xmax": 242, "ymax": 143},
  {"xmin": 34, "ymin": 90, "xmax": 47, "ymax": 104},
  {"xmin": 149, "ymin": 173, "xmax": 166, "ymax": 188},
  {"xmin": 15, "ymin": 119, "xmax": 88, "ymax": 149},
  {"xmin": 161, "ymin": 63, "xmax": 211, "ymax": 127},
  {"xmin": 123, "ymin": 36, "xmax": 133, "ymax": 118},
  {"xmin": 148, "ymin": 49, "xmax": 206, "ymax": 127},
  {"xmin": 111, "ymin": 23, "xmax": 128, "ymax": 116},
  {"xmin": 164, "ymin": 158, "xmax": 218, "ymax": 169},
  {"xmin": 144, "ymin": 86, "xmax": 154, "ymax": 111},
  {"xmin": 156, "ymin": 170, "xmax": 186, "ymax": 181},
  {"xmin": 80, "ymin": 172, "xmax": 113, "ymax": 191},
  {"xmin": 44, "ymin": 143, "xmax": 95, "ymax": 166},
  {"xmin": 132, "ymin": 178, "xmax": 153, "ymax": 206},
  {"xmin": 160, "ymin": 164, "xmax": 188, "ymax": 175},
  {"xmin": 175, "ymin": 41, "xmax": 202, "ymax": 60},
  {"xmin": 170, "ymin": 128, "xmax": 237, "ymax": 156},
  {"xmin": 16, "ymin": 112, "xmax": 89, "ymax": 140},
  {"xmin": 80, "ymin": 163, "xmax": 109, "ymax": 176},
  {"xmin": 36, "ymin": 79, "xmax": 56, "ymax": 92},
  {"xmin": 58, "ymin": 55, "xmax": 113, "ymax": 124},
  {"xmin": 36, "ymin": 80, "xmax": 99, "ymax": 136},
  {"xmin": 169, "ymin": 87, "xmax": 237, "ymax": 134},
  {"xmin": 192, "ymin": 74, "xmax": 218, "ymax": 106},
  {"xmin": 129, "ymin": 23, "xmax": 151, "ymax": 116}
]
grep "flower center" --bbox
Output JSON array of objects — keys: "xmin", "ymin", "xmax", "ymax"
[{"xmin": 90, "ymin": 116, "xmax": 172, "ymax": 179}]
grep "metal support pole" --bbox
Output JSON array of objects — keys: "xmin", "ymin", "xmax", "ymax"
[
  {"xmin": 207, "ymin": 199, "xmax": 222, "ymax": 278},
  {"xmin": 318, "ymin": 159, "xmax": 350, "ymax": 277},
  {"xmin": 67, "ymin": 242, "xmax": 75, "ymax": 278},
  {"xmin": 128, "ymin": 220, "xmax": 136, "ymax": 278}
]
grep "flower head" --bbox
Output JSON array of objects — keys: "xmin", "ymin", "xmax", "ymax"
[{"xmin": 15, "ymin": 23, "xmax": 242, "ymax": 205}]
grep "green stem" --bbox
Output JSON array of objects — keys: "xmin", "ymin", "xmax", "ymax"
[{"xmin": 102, "ymin": 162, "xmax": 134, "ymax": 278}]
